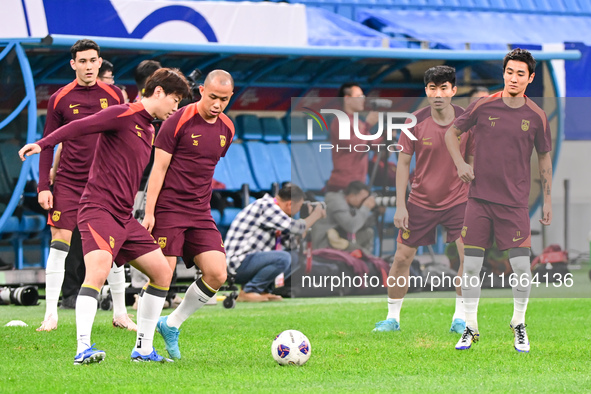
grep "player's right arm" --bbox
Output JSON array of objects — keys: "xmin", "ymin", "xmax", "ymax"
[
  {"xmin": 20, "ymin": 107, "xmax": 123, "ymax": 163},
  {"xmin": 393, "ymin": 152, "xmax": 411, "ymax": 231},
  {"xmin": 49, "ymin": 144, "xmax": 62, "ymax": 186},
  {"xmin": 142, "ymin": 148, "xmax": 172, "ymax": 232},
  {"xmin": 37, "ymin": 95, "xmax": 62, "ymax": 209},
  {"xmin": 445, "ymin": 124, "xmax": 474, "ymax": 183}
]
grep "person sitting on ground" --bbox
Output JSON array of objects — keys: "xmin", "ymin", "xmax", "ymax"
[{"xmin": 310, "ymin": 180, "xmax": 377, "ymax": 254}]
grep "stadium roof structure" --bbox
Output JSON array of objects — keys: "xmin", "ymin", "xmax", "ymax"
[{"xmin": 0, "ymin": 35, "xmax": 582, "ymax": 233}]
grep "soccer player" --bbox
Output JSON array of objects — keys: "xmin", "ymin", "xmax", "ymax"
[
  {"xmin": 20, "ymin": 68, "xmax": 191, "ymax": 364},
  {"xmin": 325, "ymin": 82, "xmax": 380, "ymax": 191},
  {"xmin": 140, "ymin": 70, "xmax": 234, "ymax": 360},
  {"xmin": 373, "ymin": 66, "xmax": 473, "ymax": 333},
  {"xmin": 445, "ymin": 48, "xmax": 552, "ymax": 352},
  {"xmin": 36, "ymin": 39, "xmax": 134, "ymax": 332}
]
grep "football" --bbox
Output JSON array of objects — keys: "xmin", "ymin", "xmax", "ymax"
[{"xmin": 271, "ymin": 330, "xmax": 311, "ymax": 366}]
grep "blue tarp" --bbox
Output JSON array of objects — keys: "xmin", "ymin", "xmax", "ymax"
[
  {"xmin": 306, "ymin": 7, "xmax": 406, "ymax": 48},
  {"xmin": 356, "ymin": 9, "xmax": 591, "ymax": 47}
]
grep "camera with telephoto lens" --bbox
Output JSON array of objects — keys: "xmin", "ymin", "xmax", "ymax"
[
  {"xmin": 299, "ymin": 201, "xmax": 326, "ymax": 219},
  {"xmin": 369, "ymin": 98, "xmax": 393, "ymax": 110},
  {"xmin": 305, "ymin": 201, "xmax": 326, "ymax": 210},
  {"xmin": 372, "ymin": 194, "xmax": 397, "ymax": 207},
  {"xmin": 187, "ymin": 68, "xmax": 203, "ymax": 101},
  {"xmin": 0, "ymin": 286, "xmax": 39, "ymax": 306}
]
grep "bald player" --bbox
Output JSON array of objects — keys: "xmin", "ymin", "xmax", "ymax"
[
  {"xmin": 140, "ymin": 70, "xmax": 235, "ymax": 360},
  {"xmin": 445, "ymin": 48, "xmax": 552, "ymax": 353}
]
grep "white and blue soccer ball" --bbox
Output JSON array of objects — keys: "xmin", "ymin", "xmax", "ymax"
[{"xmin": 271, "ymin": 330, "xmax": 311, "ymax": 366}]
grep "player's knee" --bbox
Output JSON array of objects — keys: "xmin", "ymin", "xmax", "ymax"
[
  {"xmin": 463, "ymin": 247, "xmax": 485, "ymax": 276},
  {"xmin": 508, "ymin": 247, "xmax": 531, "ymax": 275},
  {"xmin": 393, "ymin": 246, "xmax": 415, "ymax": 268}
]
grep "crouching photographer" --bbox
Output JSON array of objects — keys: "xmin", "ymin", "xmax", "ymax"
[{"xmin": 310, "ymin": 181, "xmax": 378, "ymax": 253}]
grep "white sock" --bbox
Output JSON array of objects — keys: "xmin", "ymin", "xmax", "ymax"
[
  {"xmin": 167, "ymin": 279, "xmax": 217, "ymax": 329},
  {"xmin": 76, "ymin": 289, "xmax": 99, "ymax": 354},
  {"xmin": 135, "ymin": 285, "xmax": 167, "ymax": 356},
  {"xmin": 107, "ymin": 265, "xmax": 127, "ymax": 319},
  {"xmin": 44, "ymin": 242, "xmax": 69, "ymax": 321},
  {"xmin": 509, "ymin": 253, "xmax": 531, "ymax": 326},
  {"xmin": 386, "ymin": 298, "xmax": 403, "ymax": 321},
  {"xmin": 452, "ymin": 294, "xmax": 465, "ymax": 322},
  {"xmin": 462, "ymin": 254, "xmax": 484, "ymax": 330}
]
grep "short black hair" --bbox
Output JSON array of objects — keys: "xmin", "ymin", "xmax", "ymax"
[
  {"xmin": 344, "ymin": 181, "xmax": 370, "ymax": 196},
  {"xmin": 424, "ymin": 65, "xmax": 456, "ymax": 87},
  {"xmin": 277, "ymin": 183, "xmax": 305, "ymax": 202},
  {"xmin": 468, "ymin": 86, "xmax": 489, "ymax": 97},
  {"xmin": 134, "ymin": 60, "xmax": 162, "ymax": 91},
  {"xmin": 98, "ymin": 59, "xmax": 113, "ymax": 79},
  {"xmin": 143, "ymin": 68, "xmax": 190, "ymax": 100},
  {"xmin": 503, "ymin": 48, "xmax": 536, "ymax": 76},
  {"xmin": 338, "ymin": 82, "xmax": 361, "ymax": 97},
  {"xmin": 70, "ymin": 39, "xmax": 100, "ymax": 60}
]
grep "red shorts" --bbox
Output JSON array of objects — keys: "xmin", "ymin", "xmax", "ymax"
[
  {"xmin": 78, "ymin": 205, "xmax": 160, "ymax": 267},
  {"xmin": 47, "ymin": 181, "xmax": 84, "ymax": 231},
  {"xmin": 461, "ymin": 198, "xmax": 531, "ymax": 251},
  {"xmin": 152, "ymin": 215, "xmax": 225, "ymax": 269},
  {"xmin": 397, "ymin": 201, "xmax": 467, "ymax": 247}
]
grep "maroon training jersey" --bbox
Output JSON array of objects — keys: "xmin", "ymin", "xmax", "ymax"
[
  {"xmin": 37, "ymin": 102, "xmax": 155, "ymax": 220},
  {"xmin": 399, "ymin": 104, "xmax": 473, "ymax": 210},
  {"xmin": 154, "ymin": 102, "xmax": 235, "ymax": 220},
  {"xmin": 326, "ymin": 114, "xmax": 384, "ymax": 190},
  {"xmin": 453, "ymin": 92, "xmax": 552, "ymax": 208},
  {"xmin": 39, "ymin": 80, "xmax": 124, "ymax": 191}
]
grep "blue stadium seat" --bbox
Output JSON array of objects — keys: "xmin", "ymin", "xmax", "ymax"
[
  {"xmin": 264, "ymin": 142, "xmax": 294, "ymax": 187},
  {"xmin": 310, "ymin": 142, "xmax": 333, "ymax": 183},
  {"xmin": 216, "ymin": 143, "xmax": 258, "ymax": 190},
  {"xmin": 291, "ymin": 143, "xmax": 325, "ymax": 191},
  {"xmin": 36, "ymin": 114, "xmax": 46, "ymax": 138},
  {"xmin": 260, "ymin": 117, "xmax": 286, "ymax": 142},
  {"xmin": 213, "ymin": 157, "xmax": 233, "ymax": 190},
  {"xmin": 236, "ymin": 114, "xmax": 263, "ymax": 140},
  {"xmin": 244, "ymin": 141, "xmax": 280, "ymax": 191},
  {"xmin": 286, "ymin": 115, "xmax": 308, "ymax": 142}
]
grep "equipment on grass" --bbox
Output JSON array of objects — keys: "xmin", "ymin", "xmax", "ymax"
[
  {"xmin": 271, "ymin": 330, "xmax": 311, "ymax": 366},
  {"xmin": 0, "ymin": 285, "xmax": 39, "ymax": 306}
]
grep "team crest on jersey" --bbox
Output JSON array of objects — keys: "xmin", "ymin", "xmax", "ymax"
[
  {"xmin": 220, "ymin": 135, "xmax": 226, "ymax": 147},
  {"xmin": 109, "ymin": 236, "xmax": 115, "ymax": 249},
  {"xmin": 100, "ymin": 98, "xmax": 108, "ymax": 109},
  {"xmin": 402, "ymin": 229, "xmax": 410, "ymax": 240},
  {"xmin": 521, "ymin": 119, "xmax": 530, "ymax": 131},
  {"xmin": 461, "ymin": 226, "xmax": 467, "ymax": 238},
  {"xmin": 158, "ymin": 237, "xmax": 167, "ymax": 249},
  {"xmin": 52, "ymin": 211, "xmax": 61, "ymax": 222}
]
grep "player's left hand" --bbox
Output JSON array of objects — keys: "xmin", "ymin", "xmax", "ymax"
[
  {"xmin": 456, "ymin": 162, "xmax": 474, "ymax": 183},
  {"xmin": 18, "ymin": 143, "xmax": 41, "ymax": 161},
  {"xmin": 539, "ymin": 202, "xmax": 552, "ymax": 226},
  {"xmin": 142, "ymin": 213, "xmax": 156, "ymax": 233}
]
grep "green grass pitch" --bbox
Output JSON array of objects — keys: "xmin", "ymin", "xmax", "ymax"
[{"xmin": 1, "ymin": 293, "xmax": 591, "ymax": 392}]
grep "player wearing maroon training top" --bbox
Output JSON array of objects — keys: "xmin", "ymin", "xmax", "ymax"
[
  {"xmin": 373, "ymin": 66, "xmax": 473, "ymax": 334},
  {"xmin": 445, "ymin": 49, "xmax": 553, "ymax": 353},
  {"xmin": 140, "ymin": 70, "xmax": 234, "ymax": 360},
  {"xmin": 20, "ymin": 68, "xmax": 191, "ymax": 365},
  {"xmin": 325, "ymin": 83, "xmax": 380, "ymax": 191},
  {"xmin": 36, "ymin": 39, "xmax": 135, "ymax": 332}
]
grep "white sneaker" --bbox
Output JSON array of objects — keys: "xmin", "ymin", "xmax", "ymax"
[
  {"xmin": 455, "ymin": 326, "xmax": 479, "ymax": 350},
  {"xmin": 511, "ymin": 323, "xmax": 530, "ymax": 353},
  {"xmin": 112, "ymin": 314, "xmax": 138, "ymax": 332},
  {"xmin": 36, "ymin": 315, "xmax": 57, "ymax": 332}
]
